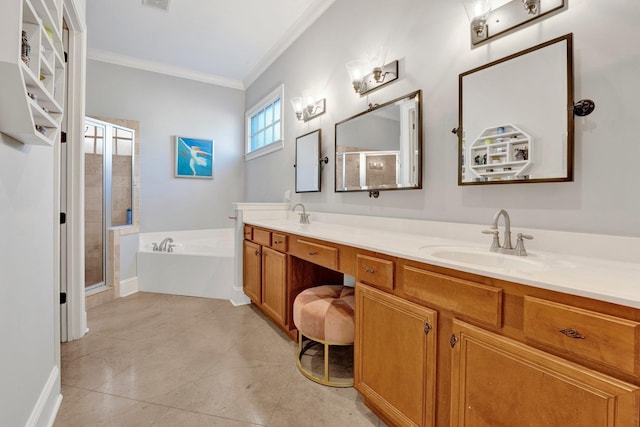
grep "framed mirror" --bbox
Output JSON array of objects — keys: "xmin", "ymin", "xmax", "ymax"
[
  {"xmin": 335, "ymin": 90, "xmax": 422, "ymax": 193},
  {"xmin": 295, "ymin": 129, "xmax": 321, "ymax": 193},
  {"xmin": 458, "ymin": 33, "xmax": 573, "ymax": 185}
]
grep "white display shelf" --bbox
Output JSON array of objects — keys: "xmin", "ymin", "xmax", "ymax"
[{"xmin": 0, "ymin": 0, "xmax": 64, "ymax": 146}]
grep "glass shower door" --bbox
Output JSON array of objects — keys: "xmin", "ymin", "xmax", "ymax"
[
  {"xmin": 84, "ymin": 119, "xmax": 105, "ymax": 290},
  {"xmin": 83, "ymin": 118, "xmax": 135, "ymax": 291}
]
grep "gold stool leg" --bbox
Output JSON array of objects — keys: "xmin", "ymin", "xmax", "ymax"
[
  {"xmin": 296, "ymin": 332, "xmax": 354, "ymax": 387},
  {"xmin": 324, "ymin": 342, "xmax": 330, "ymax": 382}
]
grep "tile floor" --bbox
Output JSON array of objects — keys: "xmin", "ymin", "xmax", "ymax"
[{"xmin": 55, "ymin": 292, "xmax": 383, "ymax": 426}]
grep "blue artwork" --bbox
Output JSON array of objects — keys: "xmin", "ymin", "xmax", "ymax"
[{"xmin": 175, "ymin": 136, "xmax": 214, "ymax": 178}]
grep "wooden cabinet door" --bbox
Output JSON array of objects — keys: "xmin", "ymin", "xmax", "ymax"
[
  {"xmin": 450, "ymin": 319, "xmax": 640, "ymax": 427},
  {"xmin": 261, "ymin": 247, "xmax": 287, "ymax": 327},
  {"xmin": 355, "ymin": 283, "xmax": 437, "ymax": 427},
  {"xmin": 243, "ymin": 240, "xmax": 262, "ymax": 304}
]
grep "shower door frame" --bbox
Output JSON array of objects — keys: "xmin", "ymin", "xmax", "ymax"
[{"xmin": 84, "ymin": 117, "xmax": 135, "ymax": 293}]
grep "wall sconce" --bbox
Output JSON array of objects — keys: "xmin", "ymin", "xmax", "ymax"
[
  {"xmin": 462, "ymin": 0, "xmax": 564, "ymax": 46},
  {"xmin": 346, "ymin": 46, "xmax": 399, "ymax": 96},
  {"xmin": 290, "ymin": 95, "xmax": 326, "ymax": 122},
  {"xmin": 462, "ymin": 0, "xmax": 491, "ymax": 40}
]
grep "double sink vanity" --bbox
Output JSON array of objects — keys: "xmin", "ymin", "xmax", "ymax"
[
  {"xmin": 240, "ymin": 205, "xmax": 640, "ymax": 427},
  {"xmin": 244, "ymin": 33, "xmax": 627, "ymax": 427}
]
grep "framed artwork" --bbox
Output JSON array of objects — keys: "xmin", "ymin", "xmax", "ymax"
[{"xmin": 174, "ymin": 136, "xmax": 214, "ymax": 179}]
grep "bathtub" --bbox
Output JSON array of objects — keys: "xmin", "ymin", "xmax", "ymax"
[{"xmin": 137, "ymin": 228, "xmax": 236, "ymax": 300}]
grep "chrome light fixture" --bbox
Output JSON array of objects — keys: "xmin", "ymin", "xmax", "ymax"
[
  {"xmin": 291, "ymin": 94, "xmax": 326, "ymax": 122},
  {"xmin": 346, "ymin": 47, "xmax": 398, "ymax": 96},
  {"xmin": 463, "ymin": 0, "xmax": 565, "ymax": 46},
  {"xmin": 522, "ymin": 0, "xmax": 540, "ymax": 14},
  {"xmin": 462, "ymin": 0, "xmax": 491, "ymax": 40}
]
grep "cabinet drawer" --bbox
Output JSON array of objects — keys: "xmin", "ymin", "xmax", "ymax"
[
  {"xmin": 356, "ymin": 254, "xmax": 394, "ymax": 291},
  {"xmin": 291, "ymin": 239, "xmax": 338, "ymax": 270},
  {"xmin": 271, "ymin": 233, "xmax": 288, "ymax": 252},
  {"xmin": 401, "ymin": 265, "xmax": 502, "ymax": 327},
  {"xmin": 243, "ymin": 225, "xmax": 253, "ymax": 241},
  {"xmin": 252, "ymin": 228, "xmax": 271, "ymax": 246},
  {"xmin": 523, "ymin": 296, "xmax": 640, "ymax": 375}
]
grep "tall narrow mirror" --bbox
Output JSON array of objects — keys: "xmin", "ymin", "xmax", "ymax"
[
  {"xmin": 335, "ymin": 90, "xmax": 422, "ymax": 193},
  {"xmin": 295, "ymin": 129, "xmax": 321, "ymax": 193},
  {"xmin": 458, "ymin": 34, "xmax": 573, "ymax": 185}
]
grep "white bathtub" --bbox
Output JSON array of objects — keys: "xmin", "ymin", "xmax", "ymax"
[{"xmin": 137, "ymin": 228, "xmax": 235, "ymax": 300}]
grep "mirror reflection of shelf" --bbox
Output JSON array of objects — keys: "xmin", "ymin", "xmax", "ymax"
[{"xmin": 468, "ymin": 123, "xmax": 532, "ymax": 181}]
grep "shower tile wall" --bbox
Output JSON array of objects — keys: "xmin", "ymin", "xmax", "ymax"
[
  {"xmin": 85, "ymin": 153, "xmax": 103, "ymax": 287},
  {"xmin": 112, "ymin": 155, "xmax": 132, "ymax": 226}
]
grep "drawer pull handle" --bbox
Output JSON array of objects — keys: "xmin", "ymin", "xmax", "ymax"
[
  {"xmin": 559, "ymin": 328, "xmax": 585, "ymax": 339},
  {"xmin": 450, "ymin": 333, "xmax": 458, "ymax": 348},
  {"xmin": 309, "ymin": 252, "xmax": 318, "ymax": 256},
  {"xmin": 364, "ymin": 268, "xmax": 375, "ymax": 274},
  {"xmin": 274, "ymin": 240, "xmax": 282, "ymax": 244}
]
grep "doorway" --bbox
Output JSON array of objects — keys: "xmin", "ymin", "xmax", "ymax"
[{"xmin": 83, "ymin": 118, "xmax": 135, "ymax": 292}]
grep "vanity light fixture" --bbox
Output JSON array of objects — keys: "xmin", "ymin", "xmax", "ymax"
[
  {"xmin": 290, "ymin": 95, "xmax": 326, "ymax": 122},
  {"xmin": 462, "ymin": 0, "xmax": 491, "ymax": 40},
  {"xmin": 346, "ymin": 46, "xmax": 399, "ymax": 96},
  {"xmin": 522, "ymin": 0, "xmax": 540, "ymax": 14},
  {"xmin": 462, "ymin": 0, "xmax": 565, "ymax": 46}
]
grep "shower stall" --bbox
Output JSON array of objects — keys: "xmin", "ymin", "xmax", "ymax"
[{"xmin": 83, "ymin": 117, "xmax": 134, "ymax": 291}]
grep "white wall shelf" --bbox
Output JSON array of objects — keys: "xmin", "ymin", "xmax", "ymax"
[
  {"xmin": 467, "ymin": 123, "xmax": 532, "ymax": 182},
  {"xmin": 0, "ymin": 0, "xmax": 65, "ymax": 146}
]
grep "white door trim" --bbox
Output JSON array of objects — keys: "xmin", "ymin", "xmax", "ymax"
[{"xmin": 63, "ymin": 0, "xmax": 88, "ymax": 341}]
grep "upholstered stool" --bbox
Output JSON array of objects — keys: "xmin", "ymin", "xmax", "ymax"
[{"xmin": 293, "ymin": 285, "xmax": 355, "ymax": 387}]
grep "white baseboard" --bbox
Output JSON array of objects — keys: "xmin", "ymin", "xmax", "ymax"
[
  {"xmin": 120, "ymin": 276, "xmax": 139, "ymax": 297},
  {"xmin": 230, "ymin": 285, "xmax": 251, "ymax": 306},
  {"xmin": 26, "ymin": 366, "xmax": 61, "ymax": 427}
]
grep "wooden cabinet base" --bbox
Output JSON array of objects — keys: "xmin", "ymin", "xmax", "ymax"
[
  {"xmin": 450, "ymin": 320, "xmax": 640, "ymax": 427},
  {"xmin": 355, "ymin": 283, "xmax": 437, "ymax": 427}
]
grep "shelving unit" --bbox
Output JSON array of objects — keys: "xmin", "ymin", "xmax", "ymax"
[
  {"xmin": 468, "ymin": 123, "xmax": 532, "ymax": 181},
  {"xmin": 0, "ymin": 0, "xmax": 65, "ymax": 146}
]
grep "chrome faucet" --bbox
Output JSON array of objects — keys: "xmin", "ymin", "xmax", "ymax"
[
  {"xmin": 291, "ymin": 203, "xmax": 310, "ymax": 224},
  {"xmin": 158, "ymin": 237, "xmax": 174, "ymax": 252},
  {"xmin": 482, "ymin": 209, "xmax": 533, "ymax": 256}
]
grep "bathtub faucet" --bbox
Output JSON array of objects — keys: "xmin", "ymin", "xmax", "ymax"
[
  {"xmin": 291, "ymin": 203, "xmax": 310, "ymax": 224},
  {"xmin": 158, "ymin": 237, "xmax": 174, "ymax": 252}
]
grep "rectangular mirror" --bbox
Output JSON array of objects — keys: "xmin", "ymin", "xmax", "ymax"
[
  {"xmin": 295, "ymin": 129, "xmax": 321, "ymax": 193},
  {"xmin": 335, "ymin": 90, "xmax": 422, "ymax": 193},
  {"xmin": 458, "ymin": 34, "xmax": 573, "ymax": 185}
]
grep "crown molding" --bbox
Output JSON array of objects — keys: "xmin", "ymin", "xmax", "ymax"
[
  {"xmin": 242, "ymin": 0, "xmax": 336, "ymax": 88},
  {"xmin": 87, "ymin": 48, "xmax": 245, "ymax": 90}
]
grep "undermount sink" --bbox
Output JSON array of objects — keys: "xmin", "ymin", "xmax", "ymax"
[{"xmin": 419, "ymin": 245, "xmax": 547, "ymax": 272}]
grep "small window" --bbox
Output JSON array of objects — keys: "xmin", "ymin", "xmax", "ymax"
[{"xmin": 245, "ymin": 84, "xmax": 284, "ymax": 160}]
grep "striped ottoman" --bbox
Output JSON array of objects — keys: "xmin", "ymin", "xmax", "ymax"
[{"xmin": 293, "ymin": 285, "xmax": 355, "ymax": 387}]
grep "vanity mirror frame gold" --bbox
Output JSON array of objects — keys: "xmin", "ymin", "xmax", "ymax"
[
  {"xmin": 335, "ymin": 90, "xmax": 422, "ymax": 194},
  {"xmin": 458, "ymin": 33, "xmax": 574, "ymax": 185}
]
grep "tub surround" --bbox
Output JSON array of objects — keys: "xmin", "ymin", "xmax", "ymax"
[
  {"xmin": 242, "ymin": 210, "xmax": 640, "ymax": 309},
  {"xmin": 137, "ymin": 228, "xmax": 235, "ymax": 300}
]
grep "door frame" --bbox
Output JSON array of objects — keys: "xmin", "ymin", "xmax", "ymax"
[{"xmin": 58, "ymin": 0, "xmax": 88, "ymax": 350}]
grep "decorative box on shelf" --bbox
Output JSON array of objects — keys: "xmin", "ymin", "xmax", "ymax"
[{"xmin": 468, "ymin": 123, "xmax": 532, "ymax": 182}]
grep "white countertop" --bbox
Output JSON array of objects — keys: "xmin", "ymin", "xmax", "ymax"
[{"xmin": 242, "ymin": 213, "xmax": 640, "ymax": 309}]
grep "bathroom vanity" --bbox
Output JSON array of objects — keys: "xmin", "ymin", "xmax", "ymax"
[{"xmin": 241, "ymin": 213, "xmax": 640, "ymax": 427}]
